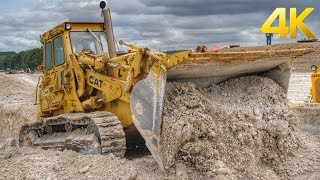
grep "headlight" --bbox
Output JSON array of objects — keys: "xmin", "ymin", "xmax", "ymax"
[
  {"xmin": 311, "ymin": 65, "xmax": 317, "ymax": 71},
  {"xmin": 65, "ymin": 23, "xmax": 72, "ymax": 30}
]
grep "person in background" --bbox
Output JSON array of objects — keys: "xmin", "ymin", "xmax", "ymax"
[{"xmin": 266, "ymin": 33, "xmax": 273, "ymax": 45}]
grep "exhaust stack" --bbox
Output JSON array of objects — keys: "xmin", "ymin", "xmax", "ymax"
[{"xmin": 100, "ymin": 1, "xmax": 117, "ymax": 59}]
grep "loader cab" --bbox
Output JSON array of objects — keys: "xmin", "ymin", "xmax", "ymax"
[
  {"xmin": 40, "ymin": 22, "xmax": 109, "ymax": 80},
  {"xmin": 41, "ymin": 22, "xmax": 108, "ymax": 71},
  {"xmin": 39, "ymin": 22, "xmax": 109, "ymax": 116}
]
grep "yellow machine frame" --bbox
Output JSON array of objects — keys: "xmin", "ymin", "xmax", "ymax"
[{"xmin": 37, "ymin": 22, "xmax": 189, "ymax": 129}]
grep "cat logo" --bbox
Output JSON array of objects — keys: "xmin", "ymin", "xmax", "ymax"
[{"xmin": 89, "ymin": 76, "xmax": 103, "ymax": 88}]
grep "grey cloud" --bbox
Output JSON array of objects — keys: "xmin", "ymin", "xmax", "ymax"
[
  {"xmin": 0, "ymin": 0, "xmax": 319, "ymax": 52},
  {"xmin": 137, "ymin": 0, "xmax": 320, "ymax": 16}
]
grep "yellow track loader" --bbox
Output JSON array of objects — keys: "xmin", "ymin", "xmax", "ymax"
[
  {"xmin": 294, "ymin": 65, "xmax": 320, "ymax": 109},
  {"xmin": 19, "ymin": 1, "xmax": 313, "ymax": 170},
  {"xmin": 309, "ymin": 65, "xmax": 320, "ymax": 107}
]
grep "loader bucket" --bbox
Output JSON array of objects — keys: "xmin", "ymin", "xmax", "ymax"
[
  {"xmin": 130, "ymin": 65, "xmax": 167, "ymax": 170},
  {"xmin": 168, "ymin": 45, "xmax": 313, "ymax": 91},
  {"xmin": 130, "ymin": 44, "xmax": 313, "ymax": 170}
]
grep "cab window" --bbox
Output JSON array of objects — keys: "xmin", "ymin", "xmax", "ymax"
[
  {"xmin": 54, "ymin": 36, "xmax": 65, "ymax": 66},
  {"xmin": 70, "ymin": 32, "xmax": 107, "ymax": 55},
  {"xmin": 44, "ymin": 42, "xmax": 52, "ymax": 70}
]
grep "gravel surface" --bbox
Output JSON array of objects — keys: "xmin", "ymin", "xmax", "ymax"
[{"xmin": 0, "ymin": 142, "xmax": 137, "ymax": 180}]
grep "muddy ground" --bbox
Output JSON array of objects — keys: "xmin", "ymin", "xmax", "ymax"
[{"xmin": 1, "ymin": 42, "xmax": 320, "ymax": 179}]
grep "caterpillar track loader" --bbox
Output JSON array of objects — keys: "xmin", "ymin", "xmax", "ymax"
[
  {"xmin": 291, "ymin": 64, "xmax": 320, "ymax": 126},
  {"xmin": 294, "ymin": 65, "xmax": 320, "ymax": 109},
  {"xmin": 19, "ymin": 1, "xmax": 313, "ymax": 170}
]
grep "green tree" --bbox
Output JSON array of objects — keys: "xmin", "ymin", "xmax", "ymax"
[{"xmin": 0, "ymin": 48, "xmax": 42, "ymax": 70}]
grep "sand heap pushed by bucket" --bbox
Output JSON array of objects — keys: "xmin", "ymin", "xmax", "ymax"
[{"xmin": 160, "ymin": 76, "xmax": 301, "ymax": 179}]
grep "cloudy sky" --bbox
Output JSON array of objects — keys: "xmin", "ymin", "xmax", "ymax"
[{"xmin": 0, "ymin": 0, "xmax": 319, "ymax": 52}]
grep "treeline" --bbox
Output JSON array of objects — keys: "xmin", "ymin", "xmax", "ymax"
[{"xmin": 0, "ymin": 48, "xmax": 42, "ymax": 70}]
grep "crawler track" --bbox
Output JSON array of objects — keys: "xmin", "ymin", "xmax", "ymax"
[{"xmin": 19, "ymin": 112, "xmax": 126, "ymax": 157}]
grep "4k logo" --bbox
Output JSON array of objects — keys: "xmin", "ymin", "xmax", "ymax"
[{"xmin": 261, "ymin": 8, "xmax": 315, "ymax": 39}]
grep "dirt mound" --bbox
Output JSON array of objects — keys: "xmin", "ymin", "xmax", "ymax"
[
  {"xmin": 161, "ymin": 76, "xmax": 302, "ymax": 179},
  {"xmin": 0, "ymin": 74, "xmax": 39, "ymax": 140},
  {"xmin": 0, "ymin": 104, "xmax": 38, "ymax": 140}
]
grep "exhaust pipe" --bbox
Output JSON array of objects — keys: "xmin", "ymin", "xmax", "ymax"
[{"xmin": 100, "ymin": 1, "xmax": 117, "ymax": 59}]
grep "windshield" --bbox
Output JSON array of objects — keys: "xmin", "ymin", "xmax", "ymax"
[{"xmin": 70, "ymin": 32, "xmax": 108, "ymax": 55}]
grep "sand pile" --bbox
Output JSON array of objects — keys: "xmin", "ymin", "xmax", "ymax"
[
  {"xmin": 0, "ymin": 104, "xmax": 38, "ymax": 140},
  {"xmin": 160, "ymin": 76, "xmax": 302, "ymax": 179},
  {"xmin": 0, "ymin": 74, "xmax": 39, "ymax": 140}
]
